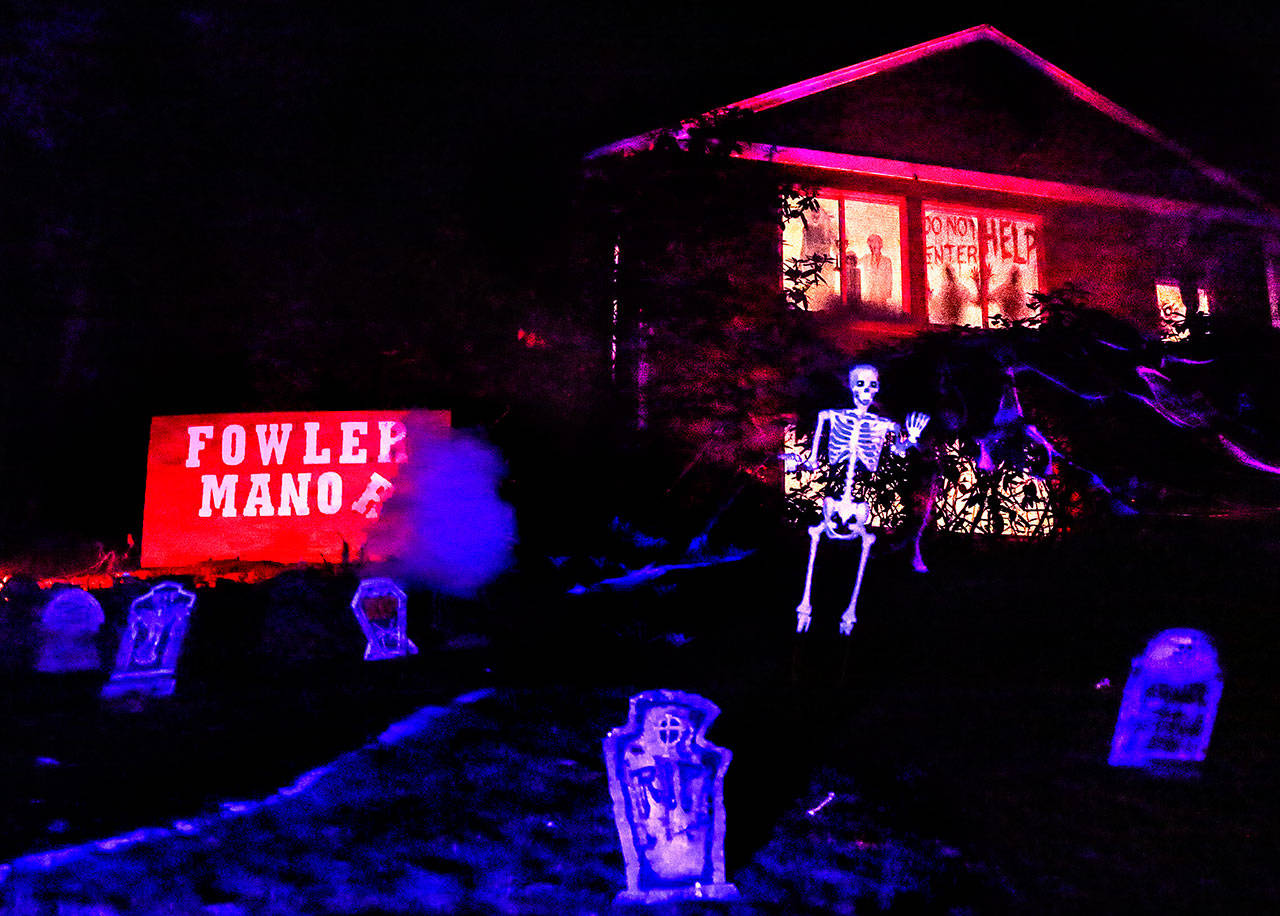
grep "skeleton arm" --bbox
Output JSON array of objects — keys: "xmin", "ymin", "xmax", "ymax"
[
  {"xmin": 810, "ymin": 410, "xmax": 834, "ymax": 467},
  {"xmin": 786, "ymin": 410, "xmax": 832, "ymax": 471}
]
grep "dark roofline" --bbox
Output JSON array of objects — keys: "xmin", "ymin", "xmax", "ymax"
[{"xmin": 587, "ymin": 25, "xmax": 1271, "ymax": 213}]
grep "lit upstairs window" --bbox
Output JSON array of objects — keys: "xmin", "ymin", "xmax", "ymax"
[{"xmin": 1156, "ymin": 280, "xmax": 1210, "ymax": 343}]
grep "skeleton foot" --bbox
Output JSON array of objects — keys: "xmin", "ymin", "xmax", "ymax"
[
  {"xmin": 839, "ymin": 530, "xmax": 874, "ymax": 637},
  {"xmin": 794, "ymin": 523, "xmax": 823, "ymax": 634},
  {"xmin": 796, "ymin": 603, "xmax": 813, "ymax": 633}
]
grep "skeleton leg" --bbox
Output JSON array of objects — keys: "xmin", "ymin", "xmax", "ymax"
[
  {"xmin": 839, "ymin": 530, "xmax": 876, "ymax": 635},
  {"xmin": 912, "ymin": 473, "xmax": 941, "ymax": 574},
  {"xmin": 795, "ymin": 522, "xmax": 825, "ymax": 632}
]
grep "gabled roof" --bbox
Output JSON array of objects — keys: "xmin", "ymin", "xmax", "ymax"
[{"xmin": 588, "ymin": 25, "xmax": 1271, "ymax": 218}]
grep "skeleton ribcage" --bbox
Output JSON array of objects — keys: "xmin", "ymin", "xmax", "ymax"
[{"xmin": 827, "ymin": 411, "xmax": 896, "ymax": 475}]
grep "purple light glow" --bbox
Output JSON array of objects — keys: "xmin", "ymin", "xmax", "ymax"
[
  {"xmin": 1006, "ymin": 365, "xmax": 1108, "ymax": 402},
  {"xmin": 1130, "ymin": 367, "xmax": 1210, "ymax": 429},
  {"xmin": 1009, "ymin": 357, "xmax": 1280, "ymax": 486},
  {"xmin": 1217, "ymin": 435, "xmax": 1280, "ymax": 474},
  {"xmin": 363, "ymin": 423, "xmax": 515, "ymax": 597}
]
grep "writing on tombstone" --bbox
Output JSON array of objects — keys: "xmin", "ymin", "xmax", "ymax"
[
  {"xmin": 37, "ymin": 587, "xmax": 105, "ymax": 673},
  {"xmin": 350, "ymin": 578, "xmax": 417, "ymax": 660},
  {"xmin": 101, "ymin": 581, "xmax": 197, "ymax": 699},
  {"xmin": 1109, "ymin": 628, "xmax": 1223, "ymax": 769},
  {"xmin": 603, "ymin": 690, "xmax": 738, "ymax": 904}
]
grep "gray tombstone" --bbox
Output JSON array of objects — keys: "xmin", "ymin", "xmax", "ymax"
[
  {"xmin": 603, "ymin": 689, "xmax": 739, "ymax": 904},
  {"xmin": 101, "ymin": 581, "xmax": 197, "ymax": 699},
  {"xmin": 1109, "ymin": 628, "xmax": 1224, "ymax": 769},
  {"xmin": 36, "ymin": 587, "xmax": 105, "ymax": 673},
  {"xmin": 350, "ymin": 578, "xmax": 417, "ymax": 660}
]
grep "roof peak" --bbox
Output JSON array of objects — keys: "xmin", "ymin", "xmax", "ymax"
[
  {"xmin": 586, "ymin": 25, "xmax": 1267, "ymax": 210},
  {"xmin": 730, "ymin": 25, "xmax": 1007, "ymax": 113}
]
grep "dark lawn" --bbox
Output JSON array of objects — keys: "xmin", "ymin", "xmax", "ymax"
[{"xmin": 0, "ymin": 514, "xmax": 1278, "ymax": 913}]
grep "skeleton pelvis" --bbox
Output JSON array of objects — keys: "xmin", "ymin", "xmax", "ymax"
[{"xmin": 822, "ymin": 496, "xmax": 870, "ymax": 538}]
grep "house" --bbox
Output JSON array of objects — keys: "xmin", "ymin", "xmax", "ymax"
[
  {"xmin": 584, "ymin": 25, "xmax": 1280, "ymax": 360},
  {"xmin": 578, "ymin": 25, "xmax": 1280, "ymax": 534}
]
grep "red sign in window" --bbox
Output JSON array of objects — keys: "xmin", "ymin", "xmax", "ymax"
[{"xmin": 140, "ymin": 410, "xmax": 451, "ymax": 568}]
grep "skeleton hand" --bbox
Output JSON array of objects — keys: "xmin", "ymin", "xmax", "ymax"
[
  {"xmin": 839, "ymin": 610, "xmax": 856, "ymax": 635},
  {"xmin": 782, "ymin": 452, "xmax": 815, "ymax": 472},
  {"xmin": 904, "ymin": 412, "xmax": 930, "ymax": 445},
  {"xmin": 796, "ymin": 606, "xmax": 812, "ymax": 633}
]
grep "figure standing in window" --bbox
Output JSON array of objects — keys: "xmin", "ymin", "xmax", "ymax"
[
  {"xmin": 991, "ymin": 266, "xmax": 1024, "ymax": 323},
  {"xmin": 861, "ymin": 234, "xmax": 894, "ymax": 308},
  {"xmin": 932, "ymin": 265, "xmax": 976, "ymax": 325},
  {"xmin": 802, "ymin": 205, "xmax": 840, "ymax": 311}
]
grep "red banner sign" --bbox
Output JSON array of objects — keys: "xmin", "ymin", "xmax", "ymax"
[{"xmin": 141, "ymin": 410, "xmax": 450, "ymax": 568}]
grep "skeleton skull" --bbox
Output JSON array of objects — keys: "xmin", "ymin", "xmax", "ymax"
[{"xmin": 849, "ymin": 365, "xmax": 879, "ymax": 413}]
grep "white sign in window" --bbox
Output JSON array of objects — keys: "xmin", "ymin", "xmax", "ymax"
[{"xmin": 925, "ymin": 207, "xmax": 1041, "ymax": 327}]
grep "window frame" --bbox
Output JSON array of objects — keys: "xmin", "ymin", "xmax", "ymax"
[
  {"xmin": 922, "ymin": 201, "xmax": 1045, "ymax": 328},
  {"xmin": 780, "ymin": 189, "xmax": 910, "ymax": 317}
]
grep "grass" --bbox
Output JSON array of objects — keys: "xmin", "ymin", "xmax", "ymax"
[{"xmin": 0, "ymin": 514, "xmax": 1278, "ymax": 913}]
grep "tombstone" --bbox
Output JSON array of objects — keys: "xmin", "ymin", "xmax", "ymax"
[
  {"xmin": 350, "ymin": 578, "xmax": 418, "ymax": 660},
  {"xmin": 101, "ymin": 581, "xmax": 197, "ymax": 699},
  {"xmin": 36, "ymin": 587, "xmax": 105, "ymax": 673},
  {"xmin": 603, "ymin": 690, "xmax": 739, "ymax": 904},
  {"xmin": 1109, "ymin": 628, "xmax": 1223, "ymax": 769}
]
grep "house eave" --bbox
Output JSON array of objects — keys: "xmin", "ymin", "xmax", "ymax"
[
  {"xmin": 585, "ymin": 24, "xmax": 1271, "ymax": 213},
  {"xmin": 736, "ymin": 144, "xmax": 1280, "ymax": 227}
]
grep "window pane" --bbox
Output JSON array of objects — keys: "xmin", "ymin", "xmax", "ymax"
[
  {"xmin": 843, "ymin": 199, "xmax": 904, "ymax": 316},
  {"xmin": 925, "ymin": 210, "xmax": 982, "ymax": 325},
  {"xmin": 984, "ymin": 216, "xmax": 1039, "ymax": 325},
  {"xmin": 782, "ymin": 197, "xmax": 841, "ymax": 310},
  {"xmin": 1157, "ymin": 281, "xmax": 1210, "ymax": 343},
  {"xmin": 925, "ymin": 207, "xmax": 1041, "ymax": 326}
]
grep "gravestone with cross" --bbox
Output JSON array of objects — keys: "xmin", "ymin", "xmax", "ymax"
[
  {"xmin": 603, "ymin": 689, "xmax": 739, "ymax": 904},
  {"xmin": 350, "ymin": 578, "xmax": 418, "ymax": 660},
  {"xmin": 101, "ymin": 581, "xmax": 197, "ymax": 699},
  {"xmin": 1109, "ymin": 628, "xmax": 1223, "ymax": 769},
  {"xmin": 36, "ymin": 586, "xmax": 105, "ymax": 673}
]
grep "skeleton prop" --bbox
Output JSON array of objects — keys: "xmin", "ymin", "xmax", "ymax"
[{"xmin": 789, "ymin": 365, "xmax": 929, "ymax": 635}]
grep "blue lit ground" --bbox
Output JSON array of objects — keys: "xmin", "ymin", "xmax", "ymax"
[{"xmin": 2, "ymin": 516, "xmax": 1280, "ymax": 914}]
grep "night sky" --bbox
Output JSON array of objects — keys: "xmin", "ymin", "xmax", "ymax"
[{"xmin": 1, "ymin": 1, "xmax": 1277, "ymax": 545}]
